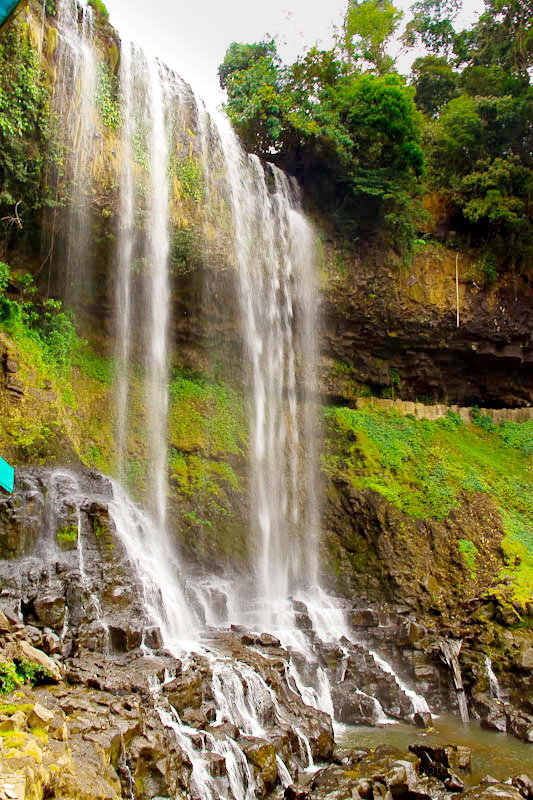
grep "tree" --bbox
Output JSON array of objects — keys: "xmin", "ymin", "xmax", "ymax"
[
  {"xmin": 411, "ymin": 55, "xmax": 459, "ymax": 115},
  {"xmin": 403, "ymin": 0, "xmax": 461, "ymax": 56},
  {"xmin": 342, "ymin": 0, "xmax": 403, "ymax": 74},
  {"xmin": 220, "ymin": 36, "xmax": 424, "ymax": 248},
  {"xmin": 453, "ymin": 0, "xmax": 532, "ymax": 78},
  {"xmin": 218, "ymin": 40, "xmax": 286, "ymax": 155}
]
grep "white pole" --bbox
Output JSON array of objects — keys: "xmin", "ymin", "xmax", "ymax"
[{"xmin": 455, "ymin": 252, "xmax": 460, "ymax": 328}]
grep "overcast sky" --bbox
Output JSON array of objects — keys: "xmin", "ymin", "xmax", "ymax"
[{"xmin": 103, "ymin": 0, "xmax": 483, "ymax": 111}]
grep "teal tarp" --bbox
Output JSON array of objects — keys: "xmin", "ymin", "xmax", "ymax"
[
  {"xmin": 0, "ymin": 457, "xmax": 14, "ymax": 493},
  {"xmin": 0, "ymin": 0, "xmax": 21, "ymax": 27}
]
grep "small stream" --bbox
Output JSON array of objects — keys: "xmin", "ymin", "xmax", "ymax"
[{"xmin": 338, "ymin": 713, "xmax": 533, "ymax": 785}]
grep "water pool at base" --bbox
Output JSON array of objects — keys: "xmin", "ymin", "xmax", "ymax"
[{"xmin": 337, "ymin": 713, "xmax": 532, "ymax": 785}]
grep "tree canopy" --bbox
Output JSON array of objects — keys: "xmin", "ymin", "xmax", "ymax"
[{"xmin": 219, "ymin": 0, "xmax": 532, "ymax": 268}]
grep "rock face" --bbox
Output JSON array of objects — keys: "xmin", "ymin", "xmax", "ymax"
[{"xmin": 321, "ymin": 241, "xmax": 532, "ymax": 408}]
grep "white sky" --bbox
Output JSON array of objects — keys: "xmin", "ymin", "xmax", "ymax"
[{"xmin": 103, "ymin": 0, "xmax": 483, "ymax": 111}]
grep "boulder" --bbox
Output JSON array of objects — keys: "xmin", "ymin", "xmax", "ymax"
[
  {"xmin": 352, "ymin": 609, "xmax": 379, "ymax": 628},
  {"xmin": 27, "ymin": 702, "xmax": 54, "ymax": 728},
  {"xmin": 511, "ymin": 774, "xmax": 533, "ymax": 799},
  {"xmin": 164, "ymin": 673, "xmax": 202, "ymax": 712},
  {"xmin": 413, "ymin": 711, "xmax": 433, "ymax": 728},
  {"xmin": 17, "ymin": 640, "xmax": 63, "ymax": 682},
  {"xmin": 34, "ymin": 593, "xmax": 66, "ymax": 630},
  {"xmin": 240, "ymin": 736, "xmax": 278, "ymax": 791},
  {"xmin": 462, "ymin": 785, "xmax": 524, "ymax": 799}
]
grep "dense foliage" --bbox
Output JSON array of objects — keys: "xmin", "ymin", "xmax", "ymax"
[
  {"xmin": 219, "ymin": 0, "xmax": 532, "ymax": 266},
  {"xmin": 0, "ymin": 23, "xmax": 51, "ymax": 245},
  {"xmin": 0, "ymin": 261, "xmax": 77, "ymax": 371},
  {"xmin": 324, "ymin": 406, "xmax": 533, "ymax": 601}
]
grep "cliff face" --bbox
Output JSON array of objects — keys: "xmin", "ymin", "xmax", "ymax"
[{"xmin": 320, "ymin": 237, "xmax": 532, "ymax": 409}]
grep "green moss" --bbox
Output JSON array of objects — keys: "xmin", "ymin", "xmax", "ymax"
[
  {"xmin": 0, "ymin": 663, "xmax": 23, "ymax": 694},
  {"xmin": 30, "ymin": 726, "xmax": 48, "ymax": 743},
  {"xmin": 499, "ymin": 511, "xmax": 533, "ymax": 604},
  {"xmin": 0, "ymin": 731, "xmax": 25, "ymax": 746},
  {"xmin": 324, "ymin": 406, "xmax": 532, "ymax": 601},
  {"xmin": 88, "ymin": 0, "xmax": 109, "ymax": 22},
  {"xmin": 72, "ymin": 343, "xmax": 114, "ymax": 383},
  {"xmin": 169, "ymin": 371, "xmax": 246, "ymax": 457},
  {"xmin": 458, "ymin": 538, "xmax": 479, "ymax": 578},
  {"xmin": 55, "ymin": 525, "xmax": 77, "ymax": 543},
  {"xmin": 95, "ymin": 61, "xmax": 120, "ymax": 129},
  {"xmin": 0, "ymin": 659, "xmax": 51, "ymax": 695},
  {"xmin": 169, "ymin": 156, "xmax": 204, "ymax": 201},
  {"xmin": 0, "ymin": 703, "xmax": 33, "ymax": 715}
]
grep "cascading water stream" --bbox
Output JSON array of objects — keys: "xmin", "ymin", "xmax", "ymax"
[
  {"xmin": 114, "ymin": 39, "xmax": 136, "ymax": 478},
  {"xmin": 52, "ymin": 0, "xmax": 97, "ymax": 308},
  {"xmin": 145, "ymin": 55, "xmax": 171, "ymax": 538},
  {"xmin": 485, "ymin": 655, "xmax": 502, "ymax": 700},
  {"xmin": 214, "ymin": 118, "xmax": 320, "ymax": 624}
]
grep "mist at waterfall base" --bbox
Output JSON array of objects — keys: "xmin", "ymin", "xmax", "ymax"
[{"xmin": 9, "ymin": 1, "xmax": 489, "ymax": 797}]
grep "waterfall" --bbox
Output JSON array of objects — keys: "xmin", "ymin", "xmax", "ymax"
[
  {"xmin": 485, "ymin": 655, "xmax": 502, "ymax": 700},
  {"xmin": 145, "ymin": 55, "xmax": 171, "ymax": 536},
  {"xmin": 215, "ymin": 117, "xmax": 320, "ymax": 623},
  {"xmin": 114, "ymin": 40, "xmax": 136, "ymax": 478},
  {"xmin": 21, "ymin": 9, "xmax": 437, "ymax": 788},
  {"xmin": 52, "ymin": 0, "xmax": 97, "ymax": 308}
]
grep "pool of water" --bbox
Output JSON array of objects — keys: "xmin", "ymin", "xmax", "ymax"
[{"xmin": 337, "ymin": 713, "xmax": 533, "ymax": 785}]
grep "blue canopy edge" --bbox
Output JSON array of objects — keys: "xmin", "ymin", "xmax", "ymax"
[
  {"xmin": 0, "ymin": 0, "xmax": 22, "ymax": 28},
  {"xmin": 0, "ymin": 457, "xmax": 14, "ymax": 494}
]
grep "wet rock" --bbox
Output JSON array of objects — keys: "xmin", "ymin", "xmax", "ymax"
[
  {"xmin": 482, "ymin": 709, "xmax": 508, "ymax": 733},
  {"xmin": 33, "ymin": 593, "xmax": 66, "ymax": 630},
  {"xmin": 259, "ymin": 632, "xmax": 281, "ymax": 647},
  {"xmin": 181, "ymin": 707, "xmax": 208, "ymax": 729},
  {"xmin": 164, "ymin": 672, "xmax": 202, "ymax": 712},
  {"xmin": 284, "ymin": 785, "xmax": 309, "ymax": 800},
  {"xmin": 444, "ymin": 772, "xmax": 465, "ymax": 792},
  {"xmin": 42, "ymin": 629, "xmax": 62, "ymax": 655},
  {"xmin": 16, "ymin": 640, "xmax": 63, "ymax": 681},
  {"xmin": 445, "ymin": 744, "xmax": 471, "ymax": 771},
  {"xmin": 109, "ymin": 623, "xmax": 143, "ymax": 652},
  {"xmin": 27, "ymin": 702, "xmax": 54, "ymax": 728},
  {"xmin": 413, "ymin": 711, "xmax": 433, "ymax": 728},
  {"xmin": 462, "ymin": 785, "xmax": 524, "ymax": 799},
  {"xmin": 0, "ymin": 610, "xmax": 12, "ymax": 631},
  {"xmin": 204, "ymin": 751, "xmax": 226, "ymax": 777},
  {"xmin": 144, "ymin": 626, "xmax": 163, "ymax": 650},
  {"xmin": 0, "ymin": 710, "xmax": 26, "ymax": 732},
  {"xmin": 505, "ymin": 708, "xmax": 533, "ymax": 743},
  {"xmin": 352, "ymin": 609, "xmax": 379, "ymax": 628},
  {"xmin": 208, "ymin": 721, "xmax": 239, "ymax": 740},
  {"xmin": 512, "ymin": 774, "xmax": 533, "ymax": 799},
  {"xmin": 240, "ymin": 736, "xmax": 278, "ymax": 791}
]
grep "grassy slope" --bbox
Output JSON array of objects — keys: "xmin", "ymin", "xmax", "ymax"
[{"xmin": 324, "ymin": 406, "xmax": 532, "ymax": 602}]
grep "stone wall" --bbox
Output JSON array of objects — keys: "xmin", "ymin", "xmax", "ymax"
[{"xmin": 354, "ymin": 397, "xmax": 533, "ymax": 424}]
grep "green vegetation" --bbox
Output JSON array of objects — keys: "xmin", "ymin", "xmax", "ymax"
[
  {"xmin": 0, "ymin": 22, "xmax": 51, "ymax": 244},
  {"xmin": 88, "ymin": 0, "xmax": 109, "ymax": 22},
  {"xmin": 95, "ymin": 62, "xmax": 120, "ymax": 130},
  {"xmin": 458, "ymin": 538, "xmax": 479, "ymax": 578},
  {"xmin": 324, "ymin": 407, "xmax": 532, "ymax": 599},
  {"xmin": 0, "ymin": 262, "xmax": 77, "ymax": 373},
  {"xmin": 219, "ymin": 34, "xmax": 424, "ymax": 248},
  {"xmin": 56, "ymin": 524, "xmax": 78, "ymax": 544},
  {"xmin": 0, "ymin": 660, "xmax": 51, "ymax": 694},
  {"xmin": 219, "ymin": 0, "xmax": 531, "ymax": 265},
  {"xmin": 168, "ymin": 371, "xmax": 246, "ymax": 521},
  {"xmin": 170, "ymin": 157, "xmax": 204, "ymax": 202}
]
